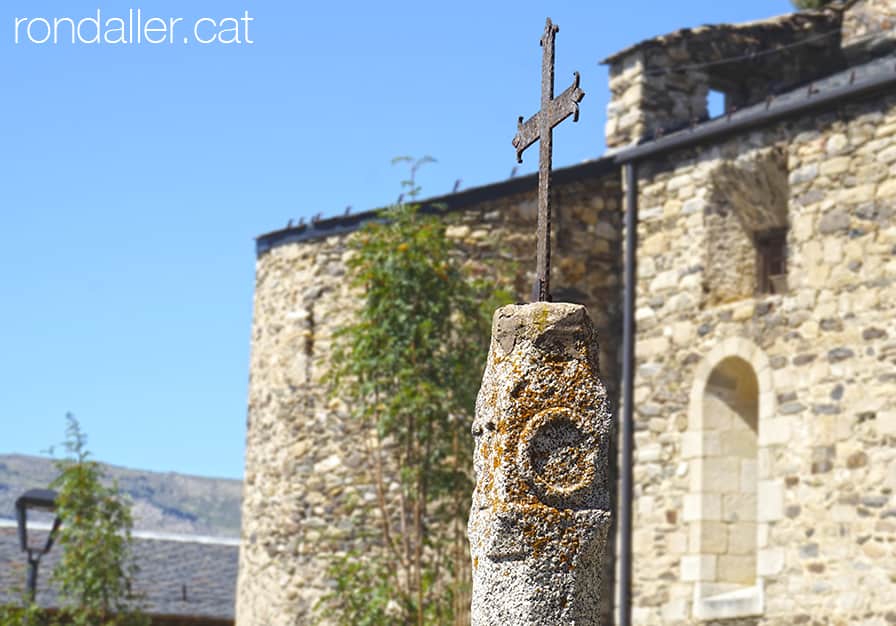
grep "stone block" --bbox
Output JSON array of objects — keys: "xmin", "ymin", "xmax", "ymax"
[
  {"xmin": 758, "ymin": 417, "xmax": 791, "ymax": 446},
  {"xmin": 720, "ymin": 432, "xmax": 758, "ymax": 459},
  {"xmin": 838, "ymin": 184, "xmax": 875, "ymax": 204},
  {"xmin": 819, "ymin": 156, "xmax": 851, "ymax": 176},
  {"xmin": 689, "ymin": 521, "xmax": 728, "ymax": 554},
  {"xmin": 681, "ymin": 432, "xmax": 701, "ymax": 460},
  {"xmin": 823, "ymin": 238, "xmax": 843, "ymax": 264},
  {"xmin": 757, "ymin": 523, "xmax": 769, "ymax": 549},
  {"xmin": 740, "ymin": 460, "xmax": 758, "ymax": 493},
  {"xmin": 717, "ymin": 554, "xmax": 756, "ymax": 585},
  {"xmin": 667, "ymin": 531, "xmax": 688, "ymax": 556},
  {"xmin": 703, "ymin": 431, "xmax": 722, "ymax": 456},
  {"xmin": 638, "ymin": 442, "xmax": 663, "ymax": 462},
  {"xmin": 876, "ymin": 178, "xmax": 896, "ymax": 200},
  {"xmin": 684, "ymin": 493, "xmax": 722, "ymax": 522},
  {"xmin": 661, "ymin": 599, "xmax": 689, "ymax": 622},
  {"xmin": 732, "ymin": 302, "xmax": 755, "ymax": 321},
  {"xmin": 817, "ymin": 211, "xmax": 849, "ymax": 235},
  {"xmin": 702, "ymin": 396, "xmax": 735, "ymax": 430},
  {"xmin": 757, "ymin": 548, "xmax": 784, "ymax": 576},
  {"xmin": 727, "ymin": 523, "xmax": 757, "ymax": 555},
  {"xmin": 877, "ymin": 144, "xmax": 896, "ymax": 164},
  {"xmin": 650, "ymin": 270, "xmax": 678, "ymax": 291},
  {"xmin": 672, "ymin": 321, "xmax": 696, "ymax": 346},
  {"xmin": 877, "ymin": 410, "xmax": 896, "ymax": 436},
  {"xmin": 789, "ymin": 164, "xmax": 818, "ymax": 185},
  {"xmin": 637, "ymin": 495, "xmax": 655, "ymax": 517},
  {"xmin": 639, "ymin": 336, "xmax": 671, "ymax": 359},
  {"xmin": 682, "ymin": 197, "xmax": 704, "ymax": 214},
  {"xmin": 831, "ymin": 504, "xmax": 855, "ymax": 522},
  {"xmin": 666, "ymin": 173, "xmax": 693, "ymax": 192},
  {"xmin": 757, "ymin": 480, "xmax": 784, "ymax": 522},
  {"xmin": 698, "ymin": 457, "xmax": 743, "ymax": 494},
  {"xmin": 826, "ymin": 133, "xmax": 849, "ymax": 155},
  {"xmin": 723, "ymin": 493, "xmax": 757, "ymax": 523},
  {"xmin": 681, "ymin": 554, "xmax": 716, "ymax": 582}
]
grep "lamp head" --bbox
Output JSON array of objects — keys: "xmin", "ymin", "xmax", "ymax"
[{"xmin": 14, "ymin": 489, "xmax": 60, "ymax": 555}]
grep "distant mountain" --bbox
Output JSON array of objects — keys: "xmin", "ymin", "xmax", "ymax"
[{"xmin": 0, "ymin": 454, "xmax": 242, "ymax": 538}]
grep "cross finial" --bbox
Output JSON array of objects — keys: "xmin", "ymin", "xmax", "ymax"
[{"xmin": 512, "ymin": 17, "xmax": 584, "ymax": 302}]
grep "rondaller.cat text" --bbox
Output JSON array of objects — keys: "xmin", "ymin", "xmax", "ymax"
[{"xmin": 14, "ymin": 9, "xmax": 255, "ymax": 45}]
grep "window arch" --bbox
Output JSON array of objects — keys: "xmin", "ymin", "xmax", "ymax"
[{"xmin": 682, "ymin": 337, "xmax": 775, "ymax": 620}]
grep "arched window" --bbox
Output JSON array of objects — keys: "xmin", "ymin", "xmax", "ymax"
[
  {"xmin": 682, "ymin": 338, "xmax": 775, "ymax": 620},
  {"xmin": 702, "ymin": 357, "xmax": 758, "ymax": 587}
]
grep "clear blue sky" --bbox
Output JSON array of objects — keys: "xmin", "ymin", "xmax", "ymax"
[{"xmin": 2, "ymin": 1, "xmax": 794, "ymax": 479}]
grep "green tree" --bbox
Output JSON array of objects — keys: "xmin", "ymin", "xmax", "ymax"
[
  {"xmin": 50, "ymin": 414, "xmax": 149, "ymax": 626},
  {"xmin": 791, "ymin": 0, "xmax": 836, "ymax": 9},
  {"xmin": 316, "ymin": 158, "xmax": 510, "ymax": 625},
  {"xmin": 0, "ymin": 416, "xmax": 148, "ymax": 626}
]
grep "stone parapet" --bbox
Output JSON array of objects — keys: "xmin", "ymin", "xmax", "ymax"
[{"xmin": 603, "ymin": 10, "xmax": 844, "ymax": 148}]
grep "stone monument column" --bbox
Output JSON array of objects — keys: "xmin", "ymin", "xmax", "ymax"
[{"xmin": 469, "ymin": 302, "xmax": 612, "ymax": 626}]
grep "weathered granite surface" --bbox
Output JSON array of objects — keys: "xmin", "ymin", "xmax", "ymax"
[{"xmin": 469, "ymin": 303, "xmax": 612, "ymax": 625}]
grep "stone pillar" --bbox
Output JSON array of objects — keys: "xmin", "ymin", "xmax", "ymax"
[{"xmin": 468, "ymin": 303, "xmax": 613, "ymax": 625}]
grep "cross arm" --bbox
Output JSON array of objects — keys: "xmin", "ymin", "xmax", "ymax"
[
  {"xmin": 547, "ymin": 72, "xmax": 585, "ymax": 127},
  {"xmin": 511, "ymin": 72, "xmax": 585, "ymax": 164},
  {"xmin": 512, "ymin": 114, "xmax": 540, "ymax": 164}
]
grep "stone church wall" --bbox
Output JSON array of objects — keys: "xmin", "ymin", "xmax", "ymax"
[
  {"xmin": 627, "ymin": 93, "xmax": 896, "ymax": 625},
  {"xmin": 236, "ymin": 171, "xmax": 624, "ymax": 625}
]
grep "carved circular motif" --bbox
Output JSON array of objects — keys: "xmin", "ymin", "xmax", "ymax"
[{"xmin": 516, "ymin": 407, "xmax": 596, "ymax": 505}]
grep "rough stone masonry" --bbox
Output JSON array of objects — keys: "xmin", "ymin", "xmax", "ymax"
[{"xmin": 469, "ymin": 302, "xmax": 613, "ymax": 625}]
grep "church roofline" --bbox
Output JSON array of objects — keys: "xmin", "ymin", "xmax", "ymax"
[
  {"xmin": 599, "ymin": 5, "xmax": 848, "ymax": 66},
  {"xmin": 255, "ymin": 156, "xmax": 616, "ymax": 256},
  {"xmin": 256, "ymin": 45, "xmax": 896, "ymax": 258},
  {"xmin": 612, "ymin": 52, "xmax": 896, "ymax": 163}
]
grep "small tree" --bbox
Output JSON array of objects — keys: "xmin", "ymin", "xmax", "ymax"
[
  {"xmin": 0, "ymin": 416, "xmax": 148, "ymax": 626},
  {"xmin": 49, "ymin": 414, "xmax": 149, "ymax": 626},
  {"xmin": 316, "ymin": 158, "xmax": 510, "ymax": 625}
]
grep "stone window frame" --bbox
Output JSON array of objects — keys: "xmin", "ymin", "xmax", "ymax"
[
  {"xmin": 755, "ymin": 228, "xmax": 788, "ymax": 295},
  {"xmin": 681, "ymin": 337, "xmax": 777, "ymax": 621}
]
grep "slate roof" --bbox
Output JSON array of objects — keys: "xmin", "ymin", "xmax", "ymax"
[{"xmin": 0, "ymin": 523, "xmax": 238, "ymax": 621}]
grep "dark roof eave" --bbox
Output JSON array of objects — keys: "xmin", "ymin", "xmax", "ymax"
[
  {"xmin": 255, "ymin": 156, "xmax": 616, "ymax": 255},
  {"xmin": 613, "ymin": 63, "xmax": 896, "ymax": 164}
]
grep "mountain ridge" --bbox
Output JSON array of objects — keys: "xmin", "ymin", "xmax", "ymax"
[{"xmin": 0, "ymin": 453, "xmax": 242, "ymax": 538}]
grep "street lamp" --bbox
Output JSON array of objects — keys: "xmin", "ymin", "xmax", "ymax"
[{"xmin": 14, "ymin": 488, "xmax": 61, "ymax": 601}]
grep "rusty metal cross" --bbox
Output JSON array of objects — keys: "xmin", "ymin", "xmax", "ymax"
[{"xmin": 513, "ymin": 17, "xmax": 585, "ymax": 302}]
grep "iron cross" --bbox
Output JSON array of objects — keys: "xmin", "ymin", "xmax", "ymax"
[{"xmin": 513, "ymin": 17, "xmax": 585, "ymax": 302}]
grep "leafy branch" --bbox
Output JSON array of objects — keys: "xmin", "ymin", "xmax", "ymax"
[{"xmin": 315, "ymin": 159, "xmax": 511, "ymax": 625}]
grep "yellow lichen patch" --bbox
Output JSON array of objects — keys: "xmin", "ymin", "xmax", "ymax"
[{"xmin": 533, "ymin": 304, "xmax": 551, "ymax": 333}]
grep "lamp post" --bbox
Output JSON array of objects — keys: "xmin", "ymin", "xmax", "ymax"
[{"xmin": 14, "ymin": 488, "xmax": 61, "ymax": 602}]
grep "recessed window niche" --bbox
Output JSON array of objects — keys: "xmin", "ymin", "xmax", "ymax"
[{"xmin": 703, "ymin": 148, "xmax": 789, "ymax": 305}]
